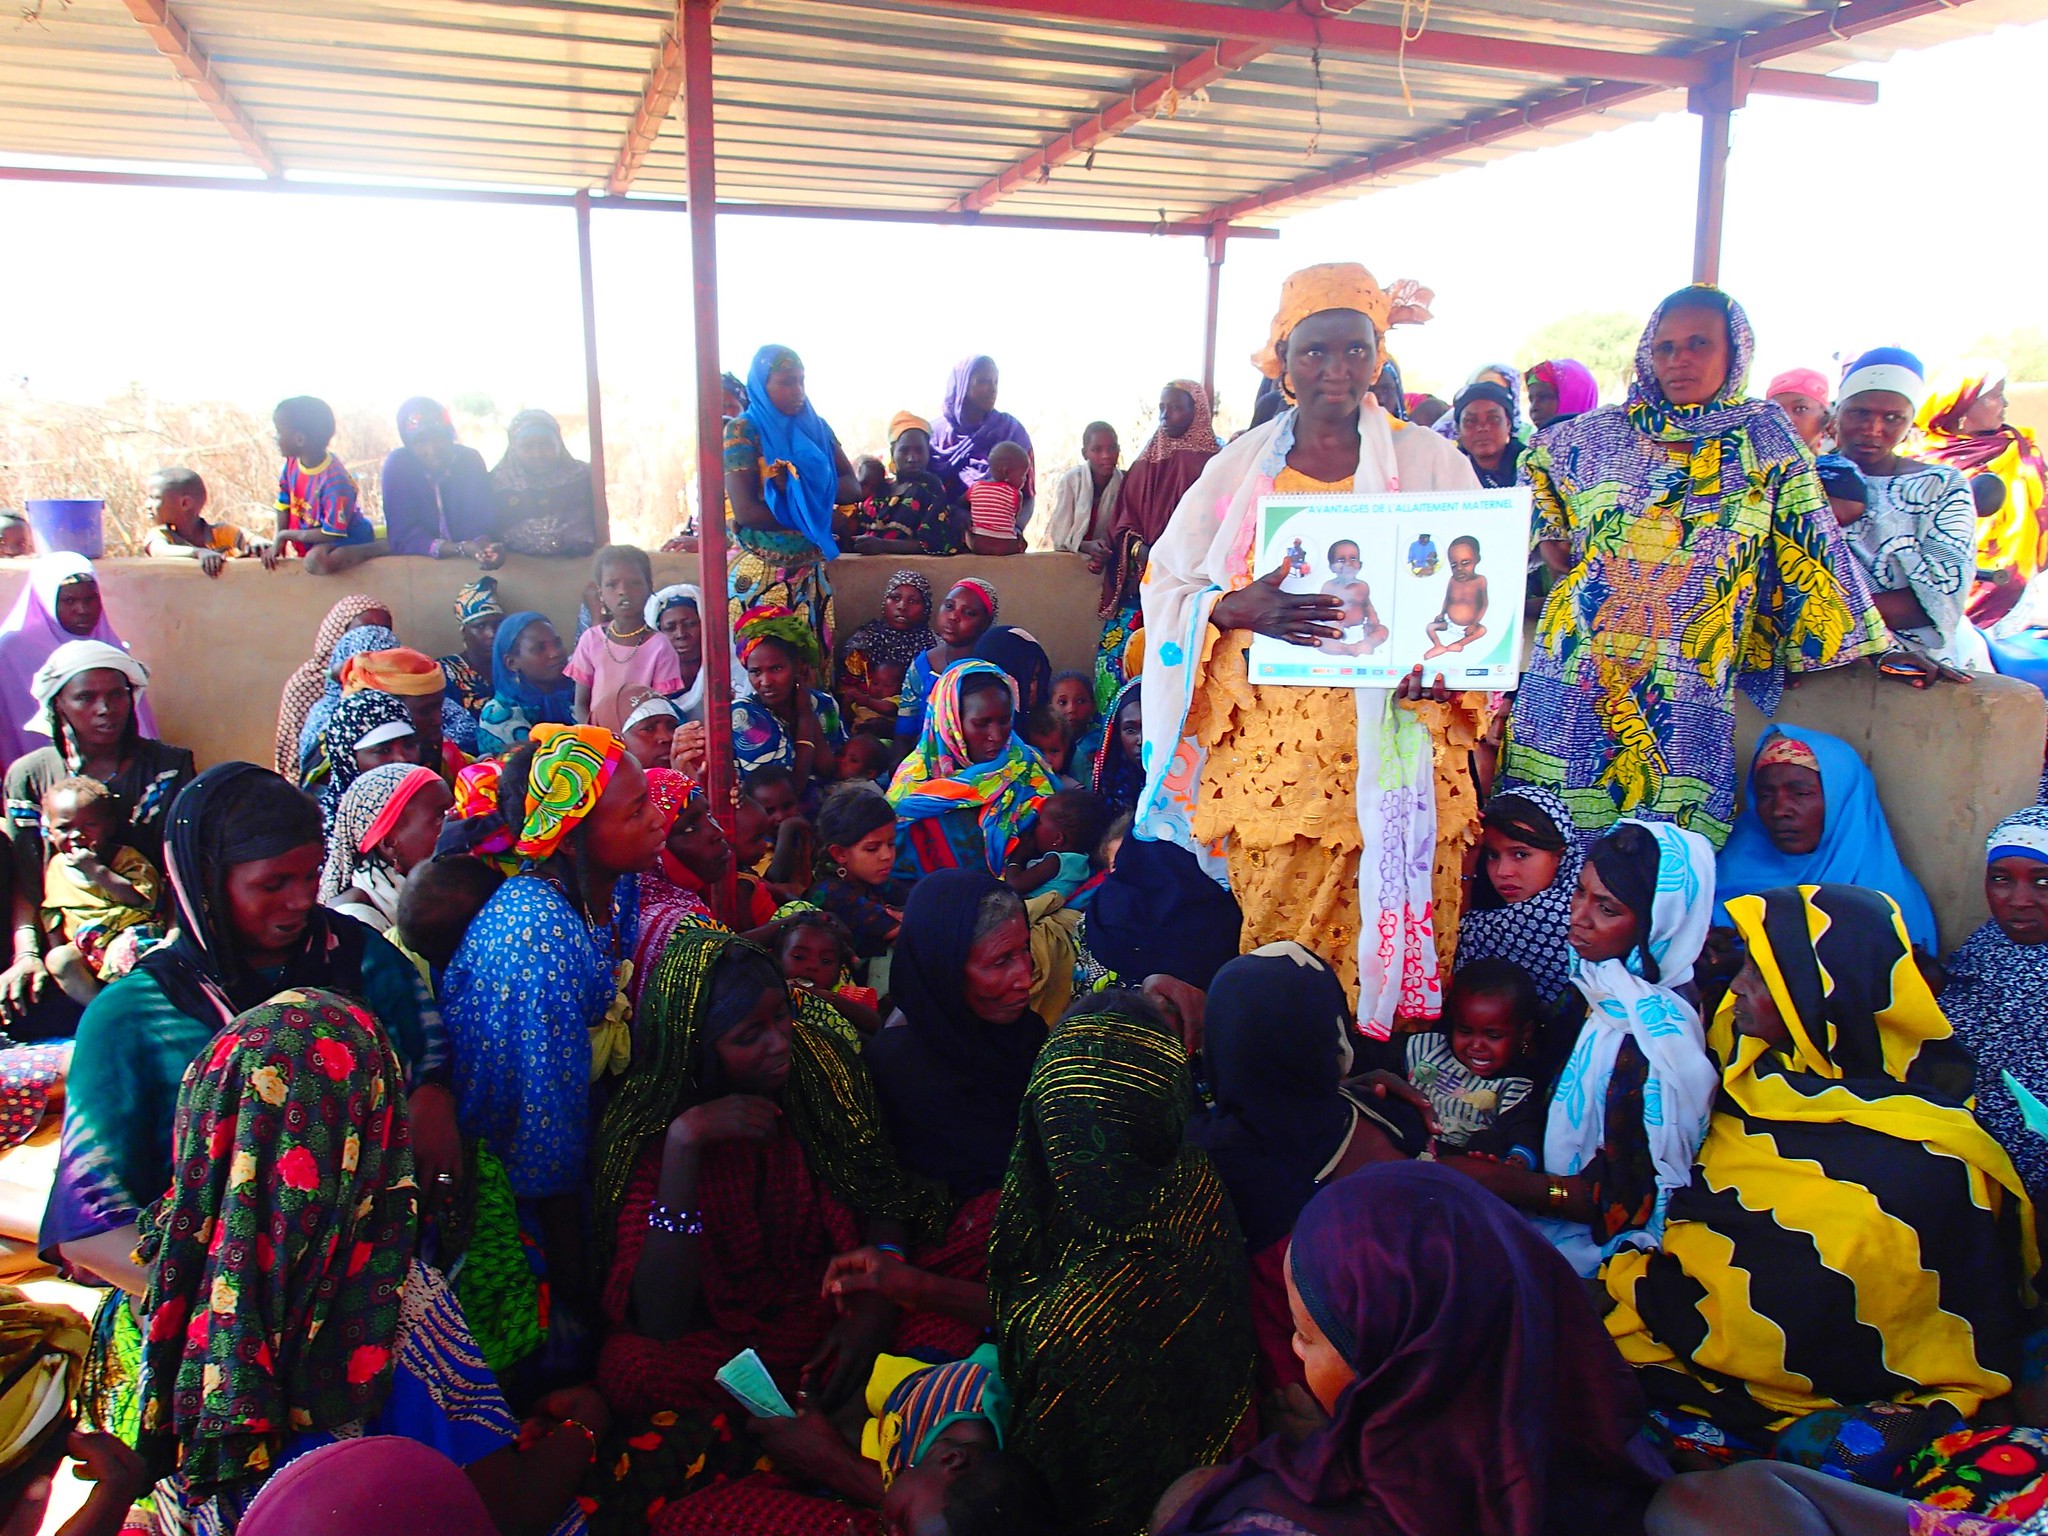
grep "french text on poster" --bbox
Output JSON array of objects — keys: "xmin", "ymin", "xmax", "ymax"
[{"xmin": 1247, "ymin": 487, "xmax": 1531, "ymax": 688}]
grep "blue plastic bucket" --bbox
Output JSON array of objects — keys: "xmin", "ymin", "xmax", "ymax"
[{"xmin": 24, "ymin": 499, "xmax": 104, "ymax": 560}]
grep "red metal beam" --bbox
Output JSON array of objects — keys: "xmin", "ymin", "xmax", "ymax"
[
  {"xmin": 609, "ymin": 8, "xmax": 685, "ymax": 194},
  {"xmin": 574, "ymin": 190, "xmax": 611, "ymax": 544},
  {"xmin": 951, "ymin": 39, "xmax": 1266, "ymax": 214},
  {"xmin": 681, "ymin": 0, "xmax": 738, "ymax": 920},
  {"xmin": 0, "ymin": 164, "xmax": 1276, "ymax": 238},
  {"xmin": 1178, "ymin": 0, "xmax": 1953, "ymax": 229},
  {"xmin": 117, "ymin": 0, "xmax": 279, "ymax": 177}
]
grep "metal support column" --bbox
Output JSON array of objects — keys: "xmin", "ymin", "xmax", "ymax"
[
  {"xmin": 574, "ymin": 190, "xmax": 610, "ymax": 544},
  {"xmin": 681, "ymin": 0, "xmax": 737, "ymax": 919},
  {"xmin": 1201, "ymin": 225, "xmax": 1227, "ymax": 405},
  {"xmin": 1688, "ymin": 69, "xmax": 1741, "ymax": 286}
]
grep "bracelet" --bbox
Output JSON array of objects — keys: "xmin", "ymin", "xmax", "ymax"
[
  {"xmin": 873, "ymin": 1243, "xmax": 907, "ymax": 1260},
  {"xmin": 1546, "ymin": 1178, "xmax": 1568, "ymax": 1212},
  {"xmin": 560, "ymin": 1418, "xmax": 597, "ymax": 1448},
  {"xmin": 648, "ymin": 1201, "xmax": 704, "ymax": 1236}
]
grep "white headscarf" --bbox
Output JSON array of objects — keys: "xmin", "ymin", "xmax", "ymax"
[
  {"xmin": 644, "ymin": 583, "xmax": 705, "ymax": 720},
  {"xmin": 1545, "ymin": 818, "xmax": 1719, "ymax": 1209},
  {"xmin": 26, "ymin": 639, "xmax": 149, "ymax": 734}
]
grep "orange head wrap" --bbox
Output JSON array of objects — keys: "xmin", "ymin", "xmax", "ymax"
[
  {"xmin": 341, "ymin": 647, "xmax": 445, "ymax": 698},
  {"xmin": 1253, "ymin": 262, "xmax": 1436, "ymax": 381}
]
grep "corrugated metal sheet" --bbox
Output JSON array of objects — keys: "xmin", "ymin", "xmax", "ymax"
[{"xmin": 0, "ymin": 0, "xmax": 2037, "ymax": 223}]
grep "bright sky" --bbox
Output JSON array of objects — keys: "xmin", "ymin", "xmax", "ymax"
[{"xmin": 2, "ymin": 16, "xmax": 2044, "ymax": 463}]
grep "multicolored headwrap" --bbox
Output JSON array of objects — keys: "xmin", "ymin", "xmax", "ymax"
[
  {"xmin": 517, "ymin": 723, "xmax": 624, "ymax": 861},
  {"xmin": 453, "ymin": 577, "xmax": 503, "ymax": 628},
  {"xmin": 644, "ymin": 765, "xmax": 694, "ymax": 833},
  {"xmin": 950, "ymin": 577, "xmax": 998, "ymax": 624},
  {"xmin": 886, "ymin": 659, "xmax": 1054, "ymax": 874},
  {"xmin": 734, "ymin": 604, "xmax": 822, "ymax": 672},
  {"xmin": 864, "ymin": 1345, "xmax": 1010, "ymax": 1487},
  {"xmin": 342, "ymin": 647, "xmax": 445, "ymax": 698},
  {"xmin": 1989, "ymin": 805, "xmax": 2048, "ymax": 867},
  {"xmin": 438, "ymin": 758, "xmax": 515, "ymax": 865},
  {"xmin": 1253, "ymin": 262, "xmax": 1435, "ymax": 381}
]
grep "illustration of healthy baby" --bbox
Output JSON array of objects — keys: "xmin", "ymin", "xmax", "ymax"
[
  {"xmin": 1407, "ymin": 531, "xmax": 1439, "ymax": 577},
  {"xmin": 1423, "ymin": 535, "xmax": 1488, "ymax": 660},
  {"xmin": 1316, "ymin": 539, "xmax": 1390, "ymax": 656}
]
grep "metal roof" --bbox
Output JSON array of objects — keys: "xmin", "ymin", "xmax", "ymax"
[{"xmin": 2, "ymin": 0, "xmax": 2037, "ymax": 228}]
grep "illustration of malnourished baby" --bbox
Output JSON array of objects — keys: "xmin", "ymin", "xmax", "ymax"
[
  {"xmin": 1407, "ymin": 531, "xmax": 1439, "ymax": 577},
  {"xmin": 1282, "ymin": 536, "xmax": 1311, "ymax": 579},
  {"xmin": 1423, "ymin": 535, "xmax": 1488, "ymax": 660},
  {"xmin": 1316, "ymin": 539, "xmax": 1390, "ymax": 655}
]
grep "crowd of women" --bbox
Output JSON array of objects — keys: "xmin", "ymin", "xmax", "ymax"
[{"xmin": 1, "ymin": 260, "xmax": 2048, "ymax": 1536}]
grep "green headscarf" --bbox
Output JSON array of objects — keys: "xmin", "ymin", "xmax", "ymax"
[
  {"xmin": 594, "ymin": 927, "xmax": 951, "ymax": 1253},
  {"xmin": 990, "ymin": 997, "xmax": 1254, "ymax": 1536}
]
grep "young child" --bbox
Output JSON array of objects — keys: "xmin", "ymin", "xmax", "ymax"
[
  {"xmin": 39, "ymin": 776, "xmax": 161, "ymax": 1004},
  {"xmin": 1422, "ymin": 534, "xmax": 1490, "ymax": 659},
  {"xmin": 272, "ymin": 396, "xmax": 376, "ymax": 573},
  {"xmin": 1401, "ymin": 958, "xmax": 1543, "ymax": 1163},
  {"xmin": 965, "ymin": 440, "xmax": 1031, "ymax": 555},
  {"xmin": 567, "ymin": 544, "xmax": 681, "ymax": 733},
  {"xmin": 1317, "ymin": 538, "xmax": 1390, "ymax": 656},
  {"xmin": 1048, "ymin": 670, "xmax": 1102, "ymax": 765},
  {"xmin": 853, "ymin": 455, "xmax": 887, "ymax": 503},
  {"xmin": 836, "ymin": 731, "xmax": 891, "ymax": 788},
  {"xmin": 808, "ymin": 782, "xmax": 905, "ymax": 962},
  {"xmin": 393, "ymin": 854, "xmax": 506, "ymax": 995},
  {"xmin": 143, "ymin": 467, "xmax": 267, "ymax": 577},
  {"xmin": 0, "ymin": 513, "xmax": 30, "ymax": 559},
  {"xmin": 742, "ymin": 765, "xmax": 802, "ymax": 840},
  {"xmin": 775, "ymin": 909, "xmax": 882, "ymax": 1040},
  {"xmin": 1003, "ymin": 790, "xmax": 1111, "ymax": 903},
  {"xmin": 1021, "ymin": 705, "xmax": 1075, "ymax": 787}
]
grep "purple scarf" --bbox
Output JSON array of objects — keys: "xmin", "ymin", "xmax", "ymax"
[{"xmin": 929, "ymin": 355, "xmax": 1034, "ymax": 500}]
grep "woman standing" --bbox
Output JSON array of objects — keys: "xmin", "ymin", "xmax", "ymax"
[
  {"xmin": 724, "ymin": 346, "xmax": 858, "ymax": 662},
  {"xmin": 1095, "ymin": 381, "xmax": 1220, "ymax": 710},
  {"xmin": 42, "ymin": 764, "xmax": 452, "ymax": 1293},
  {"xmin": 489, "ymin": 409, "xmax": 599, "ymax": 559},
  {"xmin": 319, "ymin": 764, "xmax": 453, "ymax": 932},
  {"xmin": 929, "ymin": 356, "xmax": 1034, "ymax": 511},
  {"xmin": 886, "ymin": 660, "xmax": 1053, "ymax": 882},
  {"xmin": 1941, "ymin": 805, "xmax": 2048, "ymax": 1205},
  {"xmin": 275, "ymin": 594, "xmax": 390, "ymax": 779},
  {"xmin": 380, "ymin": 397, "xmax": 499, "ymax": 563},
  {"xmin": 1137, "ymin": 261, "xmax": 1479, "ymax": 1028},
  {"xmin": 1453, "ymin": 379, "xmax": 1523, "ymax": 489},
  {"xmin": 991, "ymin": 994, "xmax": 1253, "ymax": 1536},
  {"xmin": 441, "ymin": 726, "xmax": 667, "ymax": 1348},
  {"xmin": 2, "ymin": 641, "xmax": 196, "ymax": 1023},
  {"xmin": 1917, "ymin": 362, "xmax": 2048, "ymax": 623},
  {"xmin": 0, "ymin": 554, "xmax": 156, "ymax": 765},
  {"xmin": 1501, "ymin": 286, "xmax": 1887, "ymax": 846}
]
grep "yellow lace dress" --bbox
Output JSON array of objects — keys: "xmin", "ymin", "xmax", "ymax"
[{"xmin": 1185, "ymin": 467, "xmax": 1491, "ymax": 999}]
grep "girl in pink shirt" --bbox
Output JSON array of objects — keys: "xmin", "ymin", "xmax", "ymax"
[{"xmin": 567, "ymin": 545, "xmax": 683, "ymax": 732}]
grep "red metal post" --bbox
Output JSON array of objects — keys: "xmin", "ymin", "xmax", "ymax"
[
  {"xmin": 574, "ymin": 190, "xmax": 610, "ymax": 545},
  {"xmin": 1689, "ymin": 71, "xmax": 1740, "ymax": 287},
  {"xmin": 1201, "ymin": 225, "xmax": 1227, "ymax": 406},
  {"xmin": 682, "ymin": 0, "xmax": 737, "ymax": 920}
]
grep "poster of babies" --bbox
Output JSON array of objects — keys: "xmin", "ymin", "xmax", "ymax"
[{"xmin": 1245, "ymin": 487, "xmax": 1532, "ymax": 688}]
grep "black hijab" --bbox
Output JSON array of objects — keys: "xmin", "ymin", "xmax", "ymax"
[
  {"xmin": 139, "ymin": 763, "xmax": 368, "ymax": 1029},
  {"xmin": 1453, "ymin": 380, "xmax": 1525, "ymax": 489},
  {"xmin": 973, "ymin": 626, "xmax": 1053, "ymax": 716},
  {"xmin": 864, "ymin": 868, "xmax": 1047, "ymax": 1199},
  {"xmin": 1087, "ymin": 836, "xmax": 1242, "ymax": 989}
]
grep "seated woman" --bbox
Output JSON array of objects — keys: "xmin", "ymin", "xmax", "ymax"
[
  {"xmin": 1089, "ymin": 678, "xmax": 1143, "ymax": 814},
  {"xmin": 1943, "ymin": 806, "xmax": 2048, "ymax": 1205},
  {"xmin": 1453, "ymin": 785, "xmax": 1588, "ymax": 1006},
  {"xmin": 0, "ymin": 552, "xmax": 158, "ymax": 766},
  {"xmin": 617, "ymin": 689, "xmax": 678, "ymax": 774},
  {"xmin": 489, "ymin": 409, "xmax": 598, "ymax": 559},
  {"xmin": 1152, "ymin": 1163, "xmax": 1663, "ymax": 1536},
  {"xmin": 476, "ymin": 611, "xmax": 576, "ymax": 757},
  {"xmin": 42, "ymin": 763, "xmax": 453, "ymax": 1294},
  {"xmin": 275, "ymin": 593, "xmax": 391, "ymax": 778},
  {"xmin": 1187, "ymin": 943, "xmax": 1417, "ymax": 1398},
  {"xmin": 437, "ymin": 578, "xmax": 504, "ymax": 722},
  {"xmin": 380, "ymin": 397, "xmax": 499, "ymax": 563},
  {"xmin": 592, "ymin": 927, "xmax": 950, "ymax": 1416},
  {"xmin": 843, "ymin": 414, "xmax": 957, "ymax": 555},
  {"xmin": 886, "ymin": 660, "xmax": 1053, "ymax": 883},
  {"xmin": 731, "ymin": 607, "xmax": 846, "ymax": 799},
  {"xmin": 2, "ymin": 640, "xmax": 195, "ymax": 1027},
  {"xmin": 837, "ymin": 570, "xmax": 935, "ymax": 735},
  {"xmin": 645, "ymin": 583, "xmax": 706, "ymax": 725},
  {"xmin": 896, "ymin": 579, "xmax": 998, "ymax": 742},
  {"xmin": 295, "ymin": 623, "xmax": 400, "ymax": 781},
  {"xmin": 991, "ymin": 993, "xmax": 1253, "ymax": 1536},
  {"xmin": 337, "ymin": 643, "xmax": 478, "ymax": 769},
  {"xmin": 137, "ymin": 989, "xmax": 597, "ymax": 1536},
  {"xmin": 1440, "ymin": 820, "xmax": 1719, "ymax": 1278},
  {"xmin": 1605, "ymin": 883, "xmax": 2035, "ymax": 1458},
  {"xmin": 442, "ymin": 728, "xmax": 668, "ymax": 1364},
  {"xmin": 974, "ymin": 626, "xmax": 1052, "ymax": 717},
  {"xmin": 319, "ymin": 764, "xmax": 453, "ymax": 933},
  {"xmin": 1715, "ymin": 725, "xmax": 1937, "ymax": 951},
  {"xmin": 311, "ymin": 690, "xmax": 422, "ymax": 834}
]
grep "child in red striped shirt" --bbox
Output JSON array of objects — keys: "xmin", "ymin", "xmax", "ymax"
[{"xmin": 964, "ymin": 439, "xmax": 1031, "ymax": 555}]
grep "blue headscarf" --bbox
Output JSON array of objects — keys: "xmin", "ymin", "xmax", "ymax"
[
  {"xmin": 490, "ymin": 611, "xmax": 575, "ymax": 726},
  {"xmin": 297, "ymin": 624, "xmax": 398, "ymax": 775},
  {"xmin": 1715, "ymin": 723, "xmax": 1937, "ymax": 950},
  {"xmin": 738, "ymin": 344, "xmax": 841, "ymax": 559}
]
